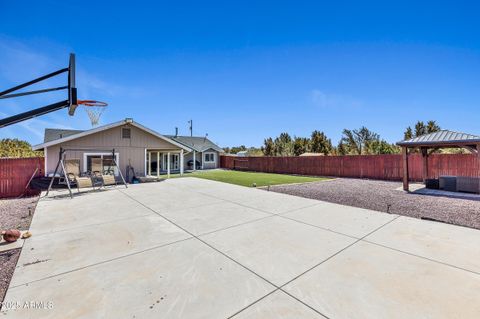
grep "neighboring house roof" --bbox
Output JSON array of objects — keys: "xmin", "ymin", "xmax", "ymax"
[
  {"xmin": 299, "ymin": 152, "xmax": 325, "ymax": 156},
  {"xmin": 397, "ymin": 130, "xmax": 480, "ymax": 147},
  {"xmin": 33, "ymin": 119, "xmax": 191, "ymax": 151},
  {"xmin": 44, "ymin": 129, "xmax": 85, "ymax": 143},
  {"xmin": 165, "ymin": 135, "xmax": 224, "ymax": 153}
]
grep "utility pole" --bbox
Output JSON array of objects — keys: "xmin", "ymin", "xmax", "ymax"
[{"xmin": 188, "ymin": 120, "xmax": 193, "ymax": 137}]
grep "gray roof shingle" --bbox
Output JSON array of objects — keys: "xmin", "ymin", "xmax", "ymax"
[
  {"xmin": 165, "ymin": 135, "xmax": 223, "ymax": 152},
  {"xmin": 397, "ymin": 130, "xmax": 480, "ymax": 146},
  {"xmin": 44, "ymin": 129, "xmax": 85, "ymax": 143}
]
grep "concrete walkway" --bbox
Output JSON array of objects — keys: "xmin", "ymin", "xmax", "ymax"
[{"xmin": 2, "ymin": 178, "xmax": 480, "ymax": 318}]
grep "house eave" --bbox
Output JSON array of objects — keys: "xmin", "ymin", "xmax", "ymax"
[{"xmin": 33, "ymin": 119, "xmax": 192, "ymax": 152}]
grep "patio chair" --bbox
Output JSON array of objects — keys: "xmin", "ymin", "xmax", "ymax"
[
  {"xmin": 93, "ymin": 171, "xmax": 117, "ymax": 188},
  {"xmin": 64, "ymin": 159, "xmax": 95, "ymax": 192}
]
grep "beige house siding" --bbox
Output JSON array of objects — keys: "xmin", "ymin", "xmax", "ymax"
[
  {"xmin": 202, "ymin": 149, "xmax": 219, "ymax": 169},
  {"xmin": 182, "ymin": 149, "xmax": 220, "ymax": 170},
  {"xmin": 45, "ymin": 124, "xmax": 183, "ymax": 177}
]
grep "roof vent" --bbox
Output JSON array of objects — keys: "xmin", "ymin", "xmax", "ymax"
[{"xmin": 125, "ymin": 118, "xmax": 133, "ymax": 123}]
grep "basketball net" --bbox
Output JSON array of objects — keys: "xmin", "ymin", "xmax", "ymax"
[
  {"xmin": 84, "ymin": 105, "xmax": 106, "ymax": 126},
  {"xmin": 77, "ymin": 100, "xmax": 108, "ymax": 127}
]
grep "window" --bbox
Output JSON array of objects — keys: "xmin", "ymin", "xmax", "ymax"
[
  {"xmin": 204, "ymin": 152, "xmax": 215, "ymax": 163},
  {"xmin": 122, "ymin": 127, "xmax": 131, "ymax": 139},
  {"xmin": 84, "ymin": 153, "xmax": 119, "ymax": 176}
]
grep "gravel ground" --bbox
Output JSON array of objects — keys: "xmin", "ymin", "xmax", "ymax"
[
  {"xmin": 0, "ymin": 249, "xmax": 20, "ymax": 305},
  {"xmin": 269, "ymin": 178, "xmax": 480, "ymax": 230},
  {"xmin": 0, "ymin": 196, "xmax": 39, "ymax": 304},
  {"xmin": 0, "ymin": 196, "xmax": 38, "ymax": 231}
]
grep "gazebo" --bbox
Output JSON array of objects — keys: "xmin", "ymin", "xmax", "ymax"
[{"xmin": 397, "ymin": 130, "xmax": 480, "ymax": 191}]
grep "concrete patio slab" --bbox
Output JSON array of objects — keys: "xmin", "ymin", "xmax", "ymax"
[
  {"xmin": 233, "ymin": 290, "xmax": 324, "ymax": 319},
  {"xmin": 200, "ymin": 216, "xmax": 355, "ymax": 286},
  {"xmin": 121, "ymin": 182, "xmax": 224, "ymax": 212},
  {"xmin": 3, "ymin": 239, "xmax": 275, "ymax": 319},
  {"xmin": 282, "ymin": 201, "xmax": 397, "ymax": 238},
  {"xmin": 9, "ymin": 214, "xmax": 190, "ymax": 287},
  {"xmin": 161, "ymin": 201, "xmax": 271, "ymax": 235},
  {"xmin": 241, "ymin": 192, "xmax": 319, "ymax": 215},
  {"xmin": 31, "ymin": 190, "xmax": 153, "ymax": 235},
  {"xmin": 365, "ymin": 216, "xmax": 480, "ymax": 273},
  {"xmin": 284, "ymin": 241, "xmax": 480, "ymax": 319},
  {"xmin": 3, "ymin": 177, "xmax": 480, "ymax": 318}
]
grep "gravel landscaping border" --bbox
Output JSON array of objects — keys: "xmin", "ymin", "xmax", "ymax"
[
  {"xmin": 269, "ymin": 178, "xmax": 480, "ymax": 230},
  {"xmin": 0, "ymin": 196, "xmax": 39, "ymax": 305}
]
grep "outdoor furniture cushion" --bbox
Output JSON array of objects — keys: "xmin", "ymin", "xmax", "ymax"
[
  {"xmin": 439, "ymin": 176, "xmax": 457, "ymax": 192},
  {"xmin": 456, "ymin": 176, "xmax": 480, "ymax": 194},
  {"xmin": 102, "ymin": 175, "xmax": 116, "ymax": 186},
  {"xmin": 76, "ymin": 177, "xmax": 93, "ymax": 189},
  {"xmin": 425, "ymin": 179, "xmax": 439, "ymax": 189},
  {"xmin": 64, "ymin": 159, "xmax": 81, "ymax": 176}
]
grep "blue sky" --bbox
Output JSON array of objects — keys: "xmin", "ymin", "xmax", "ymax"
[{"xmin": 1, "ymin": 1, "xmax": 479, "ymax": 148}]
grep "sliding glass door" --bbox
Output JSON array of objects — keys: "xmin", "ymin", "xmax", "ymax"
[{"xmin": 147, "ymin": 151, "xmax": 180, "ymax": 176}]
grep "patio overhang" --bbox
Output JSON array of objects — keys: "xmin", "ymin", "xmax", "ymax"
[{"xmin": 396, "ymin": 130, "xmax": 480, "ymax": 191}]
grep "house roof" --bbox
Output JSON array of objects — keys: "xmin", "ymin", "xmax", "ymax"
[
  {"xmin": 44, "ymin": 129, "xmax": 85, "ymax": 143},
  {"xmin": 299, "ymin": 152, "xmax": 325, "ymax": 156},
  {"xmin": 165, "ymin": 135, "xmax": 224, "ymax": 153},
  {"xmin": 397, "ymin": 130, "xmax": 480, "ymax": 147},
  {"xmin": 33, "ymin": 119, "xmax": 191, "ymax": 151}
]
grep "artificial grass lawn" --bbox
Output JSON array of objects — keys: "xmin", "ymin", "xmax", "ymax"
[{"xmin": 173, "ymin": 170, "xmax": 329, "ymax": 187}]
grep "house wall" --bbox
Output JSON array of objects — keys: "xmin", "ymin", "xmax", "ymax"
[
  {"xmin": 45, "ymin": 124, "xmax": 182, "ymax": 178},
  {"xmin": 183, "ymin": 151, "xmax": 202, "ymax": 170},
  {"xmin": 202, "ymin": 149, "xmax": 219, "ymax": 169},
  {"xmin": 182, "ymin": 149, "xmax": 219, "ymax": 170}
]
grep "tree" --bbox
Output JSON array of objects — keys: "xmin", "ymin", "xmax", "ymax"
[
  {"xmin": 404, "ymin": 127, "xmax": 413, "ymax": 140},
  {"xmin": 274, "ymin": 132, "xmax": 293, "ymax": 156},
  {"xmin": 367, "ymin": 139, "xmax": 400, "ymax": 154},
  {"xmin": 310, "ymin": 130, "xmax": 332, "ymax": 155},
  {"xmin": 426, "ymin": 120, "xmax": 441, "ymax": 134},
  {"xmin": 403, "ymin": 120, "xmax": 441, "ymax": 139},
  {"xmin": 335, "ymin": 141, "xmax": 348, "ymax": 155},
  {"xmin": 340, "ymin": 127, "xmax": 379, "ymax": 155},
  {"xmin": 293, "ymin": 137, "xmax": 310, "ymax": 156},
  {"xmin": 414, "ymin": 121, "xmax": 427, "ymax": 137},
  {"xmin": 0, "ymin": 138, "xmax": 43, "ymax": 158},
  {"xmin": 262, "ymin": 138, "xmax": 275, "ymax": 156}
]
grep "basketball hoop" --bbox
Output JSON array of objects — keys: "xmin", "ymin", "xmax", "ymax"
[{"xmin": 78, "ymin": 100, "xmax": 108, "ymax": 126}]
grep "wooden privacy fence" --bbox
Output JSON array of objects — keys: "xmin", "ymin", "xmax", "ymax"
[
  {"xmin": 220, "ymin": 154, "xmax": 479, "ymax": 181},
  {"xmin": 0, "ymin": 157, "xmax": 44, "ymax": 198}
]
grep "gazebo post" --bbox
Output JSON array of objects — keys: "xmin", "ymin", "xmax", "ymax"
[
  {"xmin": 421, "ymin": 147, "xmax": 428, "ymax": 183},
  {"xmin": 402, "ymin": 146, "xmax": 409, "ymax": 191}
]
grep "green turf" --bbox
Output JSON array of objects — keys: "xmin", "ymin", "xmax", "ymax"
[{"xmin": 171, "ymin": 169, "xmax": 329, "ymax": 187}]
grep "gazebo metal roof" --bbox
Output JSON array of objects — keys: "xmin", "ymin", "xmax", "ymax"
[
  {"xmin": 397, "ymin": 129, "xmax": 480, "ymax": 191},
  {"xmin": 397, "ymin": 130, "xmax": 480, "ymax": 147}
]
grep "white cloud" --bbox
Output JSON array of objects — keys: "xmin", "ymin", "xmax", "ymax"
[{"xmin": 310, "ymin": 89, "xmax": 362, "ymax": 108}]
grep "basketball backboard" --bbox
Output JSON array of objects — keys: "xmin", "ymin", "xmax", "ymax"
[
  {"xmin": 0, "ymin": 53, "xmax": 77, "ymax": 128},
  {"xmin": 68, "ymin": 53, "xmax": 78, "ymax": 116}
]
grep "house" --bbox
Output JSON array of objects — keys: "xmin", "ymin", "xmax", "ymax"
[
  {"xmin": 236, "ymin": 150, "xmax": 249, "ymax": 157},
  {"xmin": 165, "ymin": 135, "xmax": 224, "ymax": 170},
  {"xmin": 299, "ymin": 152, "xmax": 325, "ymax": 156},
  {"xmin": 32, "ymin": 118, "xmax": 223, "ymax": 179}
]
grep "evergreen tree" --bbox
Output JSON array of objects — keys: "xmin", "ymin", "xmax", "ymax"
[
  {"xmin": 403, "ymin": 120, "xmax": 441, "ymax": 139},
  {"xmin": 310, "ymin": 130, "xmax": 332, "ymax": 155},
  {"xmin": 414, "ymin": 121, "xmax": 427, "ymax": 137},
  {"xmin": 404, "ymin": 127, "xmax": 413, "ymax": 140},
  {"xmin": 426, "ymin": 120, "xmax": 441, "ymax": 133},
  {"xmin": 293, "ymin": 137, "xmax": 310, "ymax": 156},
  {"xmin": 262, "ymin": 137, "xmax": 275, "ymax": 156}
]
